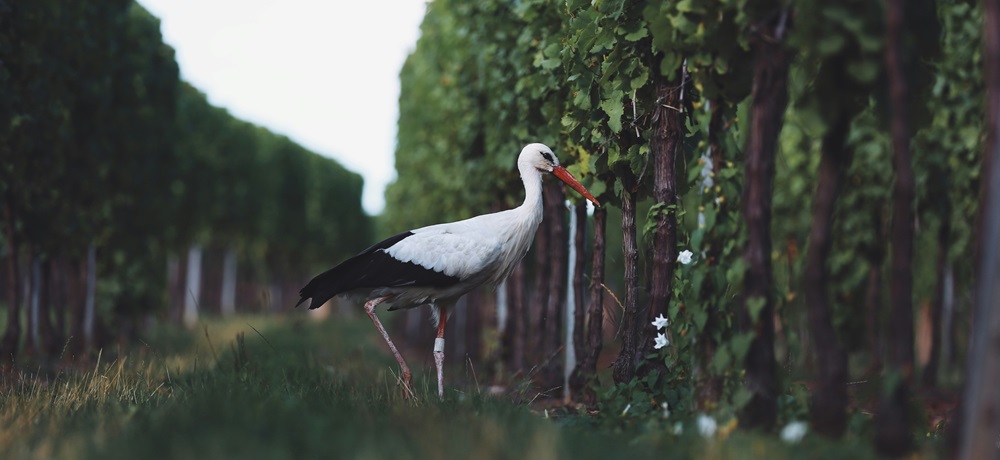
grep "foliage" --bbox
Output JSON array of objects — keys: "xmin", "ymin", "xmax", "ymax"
[
  {"xmin": 390, "ymin": 0, "xmax": 982, "ymax": 449},
  {"xmin": 0, "ymin": 0, "xmax": 370, "ymax": 351}
]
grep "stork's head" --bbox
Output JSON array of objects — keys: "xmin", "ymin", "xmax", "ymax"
[{"xmin": 518, "ymin": 143, "xmax": 600, "ymax": 206}]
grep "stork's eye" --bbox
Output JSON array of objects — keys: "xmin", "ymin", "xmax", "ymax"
[{"xmin": 540, "ymin": 151, "xmax": 555, "ymax": 164}]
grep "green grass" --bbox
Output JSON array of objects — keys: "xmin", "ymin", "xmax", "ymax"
[{"xmin": 0, "ymin": 315, "xmax": 884, "ymax": 459}]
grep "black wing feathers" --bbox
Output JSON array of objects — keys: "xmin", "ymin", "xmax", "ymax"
[{"xmin": 295, "ymin": 231, "xmax": 460, "ymax": 309}]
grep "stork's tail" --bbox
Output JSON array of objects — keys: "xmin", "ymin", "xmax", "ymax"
[
  {"xmin": 295, "ymin": 231, "xmax": 416, "ymax": 310},
  {"xmin": 295, "ymin": 265, "xmax": 347, "ymax": 310}
]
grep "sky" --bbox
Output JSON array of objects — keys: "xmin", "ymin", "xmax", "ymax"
[{"xmin": 137, "ymin": 0, "xmax": 428, "ymax": 215}]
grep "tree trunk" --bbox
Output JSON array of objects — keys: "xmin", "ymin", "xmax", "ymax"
[
  {"xmin": 571, "ymin": 206, "xmax": 606, "ymax": 405},
  {"xmin": 83, "ymin": 243, "xmax": 97, "ymax": 348},
  {"xmin": 27, "ymin": 254, "xmax": 41, "ymax": 354},
  {"xmin": 612, "ymin": 184, "xmax": 640, "ymax": 384},
  {"xmin": 497, "ymin": 279, "xmax": 508, "ymax": 336},
  {"xmin": 739, "ymin": 10, "xmax": 790, "ymax": 430},
  {"xmin": 467, "ymin": 287, "xmax": 484, "ymax": 365},
  {"xmin": 166, "ymin": 254, "xmax": 182, "ymax": 323},
  {"xmin": 1, "ymin": 193, "xmax": 21, "ymax": 361},
  {"xmin": 541, "ymin": 182, "xmax": 567, "ymax": 391},
  {"xmin": 68, "ymin": 258, "xmax": 85, "ymax": 354},
  {"xmin": 267, "ymin": 281, "xmax": 282, "ymax": 312},
  {"xmin": 644, "ymin": 73, "xmax": 683, "ymax": 370},
  {"xmin": 51, "ymin": 258, "xmax": 67, "ymax": 356},
  {"xmin": 183, "ymin": 244, "xmax": 203, "ymax": 327},
  {"xmin": 876, "ymin": 0, "xmax": 916, "ymax": 453},
  {"xmin": 940, "ymin": 263, "xmax": 955, "ymax": 371},
  {"xmin": 697, "ymin": 100, "xmax": 727, "ymax": 409},
  {"xmin": 922, "ymin": 201, "xmax": 950, "ymax": 388},
  {"xmin": 508, "ymin": 261, "xmax": 527, "ymax": 372},
  {"xmin": 453, "ymin": 294, "xmax": 467, "ymax": 365},
  {"xmin": 220, "ymin": 246, "xmax": 238, "ymax": 316},
  {"xmin": 956, "ymin": 0, "xmax": 1000, "ymax": 456},
  {"xmin": 42, "ymin": 258, "xmax": 62, "ymax": 357},
  {"xmin": 863, "ymin": 209, "xmax": 887, "ymax": 377},
  {"xmin": 564, "ymin": 202, "xmax": 586, "ymax": 401},
  {"xmin": 529, "ymin": 205, "xmax": 551, "ymax": 366},
  {"xmin": 803, "ymin": 114, "xmax": 851, "ymax": 437}
]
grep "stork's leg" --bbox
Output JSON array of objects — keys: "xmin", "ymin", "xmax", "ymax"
[
  {"xmin": 363, "ymin": 295, "xmax": 413, "ymax": 398},
  {"xmin": 434, "ymin": 309, "xmax": 447, "ymax": 399}
]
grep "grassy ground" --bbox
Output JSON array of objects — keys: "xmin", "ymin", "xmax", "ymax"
[{"xmin": 0, "ymin": 315, "xmax": 883, "ymax": 459}]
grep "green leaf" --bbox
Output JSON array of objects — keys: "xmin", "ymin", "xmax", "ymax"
[
  {"xmin": 538, "ymin": 58, "xmax": 561, "ymax": 70},
  {"xmin": 847, "ymin": 60, "xmax": 880, "ymax": 84},
  {"xmin": 693, "ymin": 308, "xmax": 708, "ymax": 332},
  {"xmin": 730, "ymin": 332, "xmax": 754, "ymax": 362},
  {"xmin": 659, "ymin": 52, "xmax": 682, "ymax": 76},
  {"xmin": 574, "ymin": 89, "xmax": 592, "ymax": 110},
  {"xmin": 590, "ymin": 29, "xmax": 617, "ymax": 53},
  {"xmin": 561, "ymin": 114, "xmax": 580, "ymax": 130},
  {"xmin": 601, "ymin": 95, "xmax": 625, "ymax": 133},
  {"xmin": 624, "ymin": 24, "xmax": 648, "ymax": 42},
  {"xmin": 613, "ymin": 178, "xmax": 625, "ymax": 197},
  {"xmin": 608, "ymin": 144, "xmax": 622, "ymax": 167},
  {"xmin": 690, "ymin": 227, "xmax": 704, "ymax": 251},
  {"xmin": 732, "ymin": 387, "xmax": 753, "ymax": 408},
  {"xmin": 726, "ymin": 258, "xmax": 747, "ymax": 285},
  {"xmin": 587, "ymin": 179, "xmax": 607, "ymax": 199},
  {"xmin": 543, "ymin": 42, "xmax": 561, "ymax": 58},
  {"xmin": 746, "ymin": 296, "xmax": 767, "ymax": 323},
  {"xmin": 817, "ymin": 34, "xmax": 846, "ymax": 55},
  {"xmin": 702, "ymin": 205, "xmax": 716, "ymax": 231},
  {"xmin": 630, "ymin": 67, "xmax": 649, "ymax": 90},
  {"xmin": 709, "ymin": 346, "xmax": 731, "ymax": 374}
]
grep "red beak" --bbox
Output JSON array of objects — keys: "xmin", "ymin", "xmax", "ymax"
[{"xmin": 552, "ymin": 165, "xmax": 601, "ymax": 207}]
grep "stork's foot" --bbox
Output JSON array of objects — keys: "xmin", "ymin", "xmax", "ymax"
[{"xmin": 398, "ymin": 369, "xmax": 414, "ymax": 399}]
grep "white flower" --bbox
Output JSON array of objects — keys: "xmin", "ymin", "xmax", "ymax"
[
  {"xmin": 677, "ymin": 249, "xmax": 694, "ymax": 265},
  {"xmin": 699, "ymin": 152, "xmax": 714, "ymax": 189},
  {"xmin": 697, "ymin": 414, "xmax": 717, "ymax": 437},
  {"xmin": 651, "ymin": 314, "xmax": 669, "ymax": 330},
  {"xmin": 672, "ymin": 422, "xmax": 684, "ymax": 435},
  {"xmin": 780, "ymin": 421, "xmax": 808, "ymax": 444},
  {"xmin": 661, "ymin": 401, "xmax": 671, "ymax": 418},
  {"xmin": 654, "ymin": 333, "xmax": 670, "ymax": 350}
]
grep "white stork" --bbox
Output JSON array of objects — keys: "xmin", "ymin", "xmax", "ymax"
[{"xmin": 295, "ymin": 143, "xmax": 600, "ymax": 398}]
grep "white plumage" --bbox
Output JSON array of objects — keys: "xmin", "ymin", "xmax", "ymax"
[{"xmin": 296, "ymin": 143, "xmax": 599, "ymax": 398}]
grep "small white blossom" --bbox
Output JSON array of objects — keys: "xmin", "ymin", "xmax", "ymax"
[
  {"xmin": 699, "ymin": 152, "xmax": 714, "ymax": 189},
  {"xmin": 654, "ymin": 333, "xmax": 670, "ymax": 350},
  {"xmin": 651, "ymin": 314, "xmax": 669, "ymax": 330},
  {"xmin": 696, "ymin": 414, "xmax": 717, "ymax": 438},
  {"xmin": 677, "ymin": 249, "xmax": 694, "ymax": 265},
  {"xmin": 780, "ymin": 421, "xmax": 808, "ymax": 444},
  {"xmin": 661, "ymin": 401, "xmax": 671, "ymax": 418},
  {"xmin": 673, "ymin": 422, "xmax": 684, "ymax": 435}
]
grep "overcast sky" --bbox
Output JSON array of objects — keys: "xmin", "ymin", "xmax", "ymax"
[{"xmin": 137, "ymin": 0, "xmax": 427, "ymax": 215}]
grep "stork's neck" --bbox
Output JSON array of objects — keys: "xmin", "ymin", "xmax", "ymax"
[{"xmin": 517, "ymin": 166, "xmax": 545, "ymax": 223}]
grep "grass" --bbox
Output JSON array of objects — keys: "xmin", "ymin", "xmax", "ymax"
[{"xmin": 0, "ymin": 314, "xmax": 886, "ymax": 459}]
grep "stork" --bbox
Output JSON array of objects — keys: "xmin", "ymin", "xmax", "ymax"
[{"xmin": 295, "ymin": 143, "xmax": 600, "ymax": 399}]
